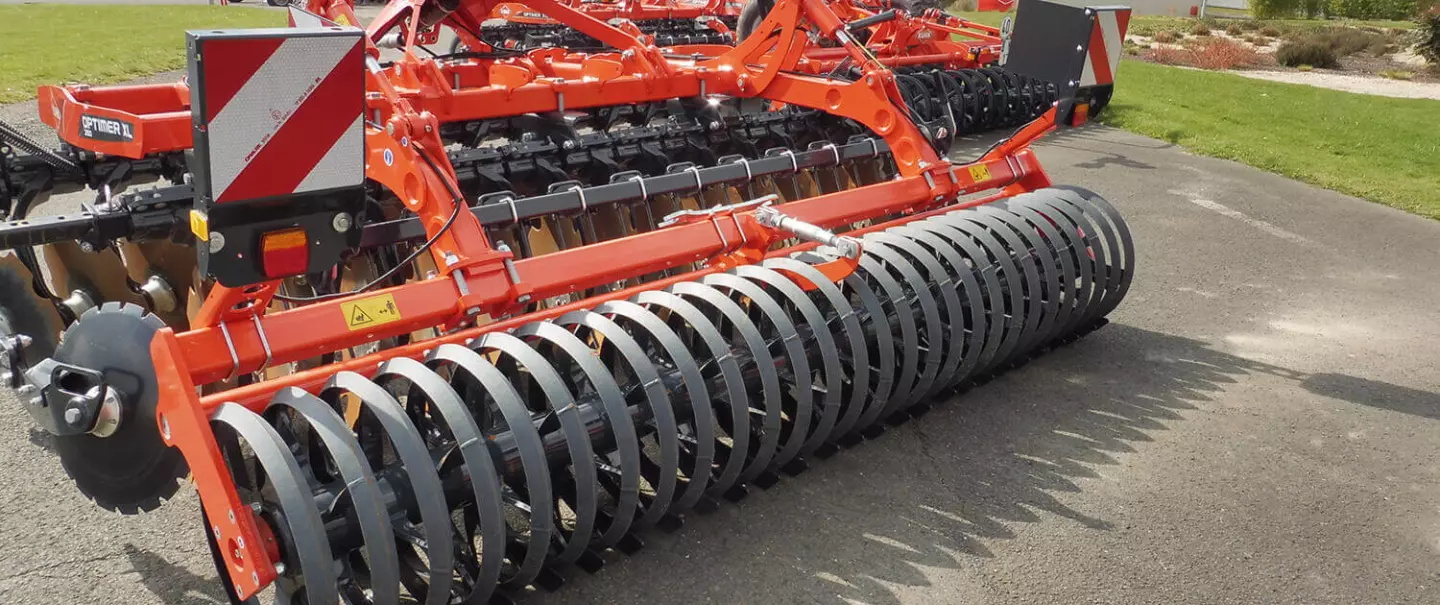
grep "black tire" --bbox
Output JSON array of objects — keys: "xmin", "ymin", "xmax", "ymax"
[
  {"xmin": 0, "ymin": 259, "xmax": 62, "ymax": 371},
  {"xmin": 736, "ymin": 0, "xmax": 775, "ymax": 42},
  {"xmin": 901, "ymin": 0, "xmax": 939, "ymax": 15}
]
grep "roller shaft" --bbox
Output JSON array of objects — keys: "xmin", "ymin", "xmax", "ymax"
[{"xmin": 205, "ymin": 186, "xmax": 1135, "ymax": 605}]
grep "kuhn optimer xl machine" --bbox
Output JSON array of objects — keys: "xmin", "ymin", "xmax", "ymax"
[{"xmin": 0, "ymin": 0, "xmax": 1132, "ymax": 601}]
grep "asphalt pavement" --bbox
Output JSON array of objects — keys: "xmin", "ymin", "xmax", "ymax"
[{"xmin": 0, "ymin": 122, "xmax": 1436, "ymax": 604}]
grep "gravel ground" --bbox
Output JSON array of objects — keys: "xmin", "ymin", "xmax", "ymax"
[
  {"xmin": 1, "ymin": 125, "xmax": 1438, "ymax": 605},
  {"xmin": 1228, "ymin": 69, "xmax": 1440, "ymax": 100}
]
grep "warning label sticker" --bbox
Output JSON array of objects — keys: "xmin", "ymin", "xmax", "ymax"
[
  {"xmin": 341, "ymin": 294, "xmax": 402, "ymax": 331},
  {"xmin": 968, "ymin": 164, "xmax": 992, "ymax": 183}
]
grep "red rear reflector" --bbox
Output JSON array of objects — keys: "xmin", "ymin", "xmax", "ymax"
[
  {"xmin": 261, "ymin": 228, "xmax": 309, "ymax": 278},
  {"xmin": 1072, "ymin": 103, "xmax": 1090, "ymax": 127}
]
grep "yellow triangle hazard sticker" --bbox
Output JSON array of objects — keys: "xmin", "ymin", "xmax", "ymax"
[{"xmin": 341, "ymin": 294, "xmax": 401, "ymax": 331}]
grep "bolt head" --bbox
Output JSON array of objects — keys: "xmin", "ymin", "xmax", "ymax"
[
  {"xmin": 331, "ymin": 213, "xmax": 353, "ymax": 233},
  {"xmin": 64, "ymin": 407, "xmax": 84, "ymax": 427},
  {"xmin": 208, "ymin": 232, "xmax": 226, "ymax": 254},
  {"xmin": 386, "ymin": 123, "xmax": 395, "ymax": 135},
  {"xmin": 79, "ymin": 242, "xmax": 95, "ymax": 253}
]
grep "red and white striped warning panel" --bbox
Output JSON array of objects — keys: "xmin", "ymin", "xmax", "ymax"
[
  {"xmin": 188, "ymin": 27, "xmax": 364, "ymax": 205},
  {"xmin": 1079, "ymin": 6, "xmax": 1131, "ymax": 87},
  {"xmin": 287, "ymin": 5, "xmax": 344, "ymax": 28}
]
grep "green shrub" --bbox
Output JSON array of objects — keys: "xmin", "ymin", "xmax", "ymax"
[
  {"xmin": 1419, "ymin": 10, "xmax": 1440, "ymax": 64},
  {"xmin": 1277, "ymin": 40, "xmax": 1339, "ymax": 66},
  {"xmin": 1327, "ymin": 0, "xmax": 1419, "ymax": 20},
  {"xmin": 1252, "ymin": 0, "xmax": 1303, "ymax": 18},
  {"xmin": 1261, "ymin": 26, "xmax": 1282, "ymax": 36},
  {"xmin": 1379, "ymin": 69, "xmax": 1414, "ymax": 78},
  {"xmin": 1297, "ymin": 63, "xmax": 1315, "ymax": 70},
  {"xmin": 1226, "ymin": 23, "xmax": 1244, "ymax": 35},
  {"xmin": 1240, "ymin": 20, "xmax": 1263, "ymax": 30},
  {"xmin": 1314, "ymin": 27, "xmax": 1387, "ymax": 56}
]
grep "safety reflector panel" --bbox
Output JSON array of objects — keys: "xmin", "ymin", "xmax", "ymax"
[
  {"xmin": 187, "ymin": 26, "xmax": 364, "ymax": 206},
  {"xmin": 1079, "ymin": 7, "xmax": 1131, "ymax": 87}
]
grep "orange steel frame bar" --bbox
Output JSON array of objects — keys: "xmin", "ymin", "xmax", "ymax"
[
  {"xmin": 35, "ymin": 1, "xmax": 996, "ymax": 158},
  {"xmin": 43, "ymin": 0, "xmax": 1059, "ymax": 597},
  {"xmin": 155, "ymin": 114, "xmax": 1056, "ymax": 601}
]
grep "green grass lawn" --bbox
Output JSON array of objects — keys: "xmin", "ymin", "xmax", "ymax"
[
  {"xmin": 0, "ymin": 5, "xmax": 282, "ymax": 103},
  {"xmin": 1099, "ymin": 60, "xmax": 1440, "ymax": 219}
]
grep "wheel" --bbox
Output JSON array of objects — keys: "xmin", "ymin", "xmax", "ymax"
[
  {"xmin": 736, "ymin": 0, "xmax": 775, "ymax": 42},
  {"xmin": 0, "ymin": 254, "xmax": 63, "ymax": 373}
]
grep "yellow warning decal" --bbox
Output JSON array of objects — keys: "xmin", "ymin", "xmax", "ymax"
[
  {"xmin": 333, "ymin": 13, "xmax": 353, "ymax": 26},
  {"xmin": 968, "ymin": 164, "xmax": 992, "ymax": 183},
  {"xmin": 341, "ymin": 293, "xmax": 402, "ymax": 331},
  {"xmin": 189, "ymin": 210, "xmax": 209, "ymax": 242}
]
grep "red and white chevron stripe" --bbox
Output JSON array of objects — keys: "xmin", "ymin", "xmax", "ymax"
[
  {"xmin": 1079, "ymin": 7, "xmax": 1131, "ymax": 88},
  {"xmin": 197, "ymin": 31, "xmax": 363, "ymax": 204}
]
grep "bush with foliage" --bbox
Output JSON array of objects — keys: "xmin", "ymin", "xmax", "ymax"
[
  {"xmin": 1145, "ymin": 38, "xmax": 1273, "ymax": 69},
  {"xmin": 1194, "ymin": 22, "xmax": 1213, "ymax": 35},
  {"xmin": 1192, "ymin": 37, "xmax": 1272, "ymax": 68},
  {"xmin": 1255, "ymin": 0, "xmax": 1421, "ymax": 17},
  {"xmin": 1319, "ymin": 27, "xmax": 1388, "ymax": 55},
  {"xmin": 1251, "ymin": 0, "xmax": 1301, "ymax": 18},
  {"xmin": 1226, "ymin": 23, "xmax": 1245, "ymax": 35},
  {"xmin": 1328, "ymin": 0, "xmax": 1419, "ymax": 19},
  {"xmin": 1276, "ymin": 40, "xmax": 1340, "ymax": 66},
  {"xmin": 1420, "ymin": 9, "xmax": 1440, "ymax": 64},
  {"xmin": 1153, "ymin": 30, "xmax": 1179, "ymax": 43},
  {"xmin": 1240, "ymin": 19, "xmax": 1263, "ymax": 30},
  {"xmin": 1260, "ymin": 26, "xmax": 1282, "ymax": 36}
]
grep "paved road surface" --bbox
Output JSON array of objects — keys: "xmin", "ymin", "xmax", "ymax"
[{"xmin": 0, "ymin": 124, "xmax": 1436, "ymax": 604}]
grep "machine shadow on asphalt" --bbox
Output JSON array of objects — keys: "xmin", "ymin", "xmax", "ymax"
[
  {"xmin": 122, "ymin": 544, "xmax": 229, "ymax": 605},
  {"xmin": 491, "ymin": 322, "xmax": 1432, "ymax": 605}
]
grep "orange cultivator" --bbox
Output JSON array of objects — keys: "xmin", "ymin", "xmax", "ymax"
[{"xmin": 0, "ymin": 0, "xmax": 1133, "ymax": 602}]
